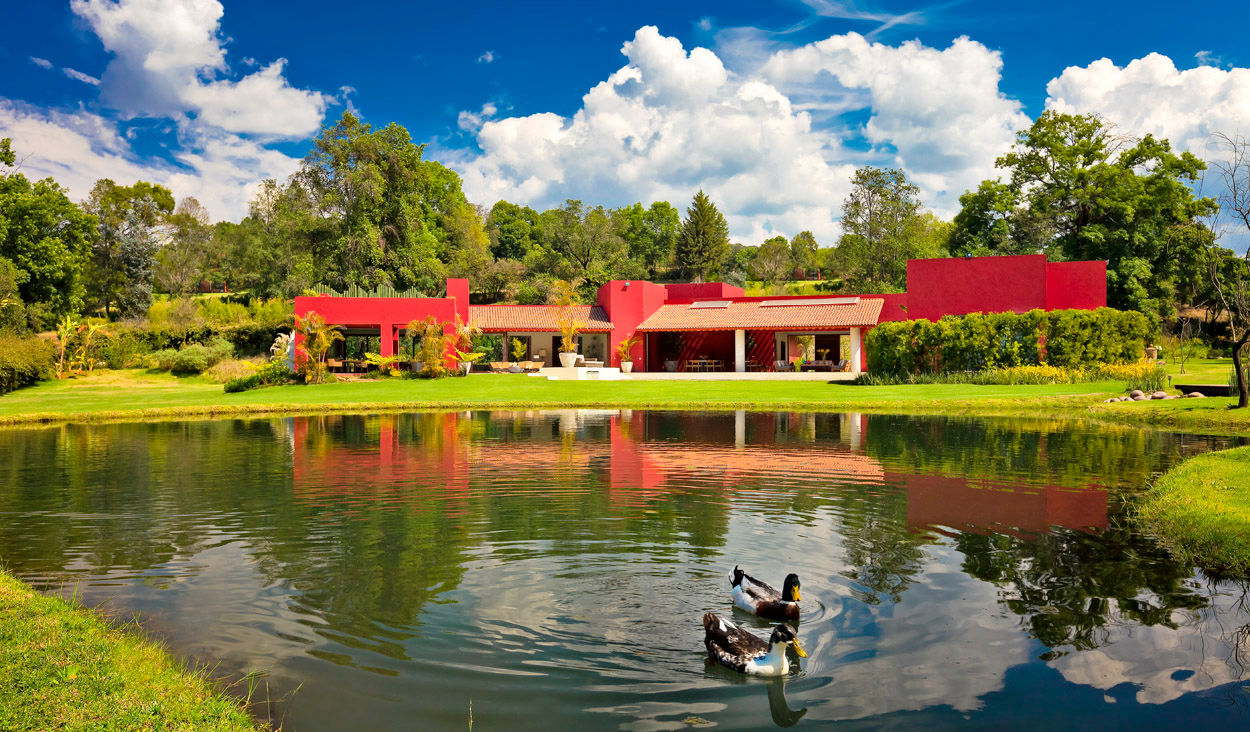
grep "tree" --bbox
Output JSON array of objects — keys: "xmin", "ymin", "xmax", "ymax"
[
  {"xmin": 988, "ymin": 112, "xmax": 1217, "ymax": 317},
  {"xmin": 675, "ymin": 190, "xmax": 730, "ymax": 282},
  {"xmin": 446, "ymin": 204, "xmax": 493, "ymax": 279},
  {"xmin": 949, "ymin": 179, "xmax": 1053, "ymax": 257},
  {"xmin": 832, "ymin": 167, "xmax": 945, "ymax": 291},
  {"xmin": 156, "ymin": 197, "xmax": 212, "ymax": 296},
  {"xmin": 297, "ymin": 111, "xmax": 462, "ymax": 293},
  {"xmin": 83, "ymin": 178, "xmax": 174, "ymax": 317},
  {"xmin": 789, "ymin": 230, "xmax": 819, "ymax": 275},
  {"xmin": 615, "ymin": 201, "xmax": 680, "ymax": 278},
  {"xmin": 485, "ymin": 201, "xmax": 541, "ymax": 260},
  {"xmin": 750, "ymin": 235, "xmax": 792, "ymax": 287},
  {"xmin": 1208, "ymin": 132, "xmax": 1250, "ymax": 408},
  {"xmin": 0, "ymin": 140, "xmax": 97, "ymax": 320}
]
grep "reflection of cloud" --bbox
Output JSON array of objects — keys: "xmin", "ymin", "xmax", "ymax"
[
  {"xmin": 808, "ymin": 542, "xmax": 1033, "ymax": 718},
  {"xmin": 1052, "ymin": 592, "xmax": 1250, "ymax": 704}
]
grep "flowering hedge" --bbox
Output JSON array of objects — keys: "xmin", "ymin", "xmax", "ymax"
[{"xmin": 865, "ymin": 308, "xmax": 1153, "ymax": 376}]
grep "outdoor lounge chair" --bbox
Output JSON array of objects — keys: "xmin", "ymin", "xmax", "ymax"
[
  {"xmin": 774, "ymin": 360, "xmax": 790, "ymax": 371},
  {"xmin": 833, "ymin": 359, "xmax": 849, "ymax": 372},
  {"xmin": 489, "ymin": 361, "xmax": 510, "ymax": 372}
]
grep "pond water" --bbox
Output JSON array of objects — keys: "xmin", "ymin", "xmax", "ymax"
[{"xmin": 2, "ymin": 411, "xmax": 1250, "ymax": 731}]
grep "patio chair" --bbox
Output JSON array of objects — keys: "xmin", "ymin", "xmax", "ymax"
[
  {"xmin": 326, "ymin": 358, "xmax": 343, "ymax": 373},
  {"xmin": 490, "ymin": 361, "xmax": 510, "ymax": 373},
  {"xmin": 774, "ymin": 360, "xmax": 789, "ymax": 372},
  {"xmin": 833, "ymin": 359, "xmax": 849, "ymax": 372}
]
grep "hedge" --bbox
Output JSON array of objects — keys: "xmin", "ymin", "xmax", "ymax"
[
  {"xmin": 0, "ymin": 335, "xmax": 56, "ymax": 394},
  {"xmin": 866, "ymin": 308, "xmax": 1153, "ymax": 376}
]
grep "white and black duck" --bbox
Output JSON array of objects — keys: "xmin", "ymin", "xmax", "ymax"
[
  {"xmin": 702, "ymin": 612, "xmax": 806, "ymax": 676},
  {"xmin": 730, "ymin": 566, "xmax": 801, "ymax": 621}
]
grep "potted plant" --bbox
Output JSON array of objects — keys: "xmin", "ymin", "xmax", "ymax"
[
  {"xmin": 615, "ymin": 334, "xmax": 641, "ymax": 373},
  {"xmin": 551, "ymin": 279, "xmax": 582, "ymax": 368},
  {"xmin": 454, "ymin": 349, "xmax": 485, "ymax": 375},
  {"xmin": 510, "ymin": 337, "xmax": 527, "ymax": 373}
]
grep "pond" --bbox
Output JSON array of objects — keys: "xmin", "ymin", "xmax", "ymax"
[{"xmin": 2, "ymin": 410, "xmax": 1249, "ymax": 731}]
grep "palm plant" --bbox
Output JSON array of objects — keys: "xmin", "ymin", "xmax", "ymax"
[
  {"xmin": 408, "ymin": 316, "xmax": 451, "ymax": 378},
  {"xmin": 55, "ymin": 315, "xmax": 80, "ymax": 378},
  {"xmin": 615, "ymin": 334, "xmax": 641, "ymax": 363},
  {"xmin": 294, "ymin": 310, "xmax": 344, "ymax": 384},
  {"xmin": 550, "ymin": 279, "xmax": 583, "ymax": 354}
]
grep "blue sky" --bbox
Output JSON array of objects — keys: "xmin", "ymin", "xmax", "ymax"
[{"xmin": 1, "ymin": 0, "xmax": 1247, "ymax": 245}]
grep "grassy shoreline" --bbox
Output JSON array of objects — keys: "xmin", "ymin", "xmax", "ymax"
[
  {"xmin": 0, "ymin": 569, "xmax": 262, "ymax": 732},
  {"xmin": 1138, "ymin": 446, "xmax": 1250, "ymax": 575},
  {"xmin": 3, "ymin": 368, "xmax": 1249, "ymax": 436}
]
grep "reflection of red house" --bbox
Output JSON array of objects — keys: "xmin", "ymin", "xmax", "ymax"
[
  {"xmin": 289, "ymin": 413, "xmax": 1108, "ymax": 538},
  {"xmin": 901, "ymin": 472, "xmax": 1107, "ymax": 536},
  {"xmin": 293, "ymin": 255, "xmax": 1106, "ymax": 373}
]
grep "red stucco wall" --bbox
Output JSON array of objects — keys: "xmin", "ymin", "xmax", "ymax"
[
  {"xmin": 1046, "ymin": 261, "xmax": 1107, "ymax": 311},
  {"xmin": 663, "ymin": 282, "xmax": 745, "ymax": 300},
  {"xmin": 596, "ymin": 280, "xmax": 668, "ymax": 370},
  {"xmin": 906, "ymin": 255, "xmax": 1050, "ymax": 322}
]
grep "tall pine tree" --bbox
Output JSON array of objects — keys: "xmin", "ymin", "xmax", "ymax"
[{"xmin": 676, "ymin": 190, "xmax": 730, "ymax": 282}]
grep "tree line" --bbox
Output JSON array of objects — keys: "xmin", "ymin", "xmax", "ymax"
[{"xmin": 2, "ymin": 111, "xmax": 1248, "ymax": 341}]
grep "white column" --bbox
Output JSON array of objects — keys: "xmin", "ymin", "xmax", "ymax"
[
  {"xmin": 734, "ymin": 329, "xmax": 746, "ymax": 373},
  {"xmin": 850, "ymin": 327, "xmax": 862, "ymax": 374}
]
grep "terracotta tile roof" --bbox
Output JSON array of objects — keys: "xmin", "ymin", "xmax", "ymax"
[
  {"xmin": 468, "ymin": 305, "xmax": 614, "ymax": 332},
  {"xmin": 635, "ymin": 297, "xmax": 883, "ymax": 332}
]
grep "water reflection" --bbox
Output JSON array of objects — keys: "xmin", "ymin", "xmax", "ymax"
[{"xmin": 0, "ymin": 411, "xmax": 1247, "ymax": 730}]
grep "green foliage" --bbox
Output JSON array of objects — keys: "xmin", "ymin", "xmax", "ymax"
[
  {"xmin": 0, "ymin": 151, "xmax": 96, "ymax": 315},
  {"xmin": 750, "ymin": 235, "xmax": 791, "ymax": 285},
  {"xmin": 97, "ymin": 328, "xmax": 146, "ymax": 369},
  {"xmin": 223, "ymin": 360, "xmax": 297, "ymax": 393},
  {"xmin": 866, "ymin": 308, "xmax": 1151, "ymax": 376},
  {"xmin": 511, "ymin": 336, "xmax": 527, "ymax": 362},
  {"xmin": 1124, "ymin": 364, "xmax": 1169, "ymax": 393},
  {"xmin": 409, "ymin": 315, "xmax": 451, "ymax": 377},
  {"xmin": 675, "ymin": 190, "xmax": 730, "ymax": 281},
  {"xmin": 151, "ymin": 337, "xmax": 234, "ymax": 375},
  {"xmin": 956, "ymin": 111, "xmax": 1218, "ymax": 318},
  {"xmin": 615, "ymin": 201, "xmax": 680, "ymax": 277},
  {"xmin": 82, "ymin": 178, "xmax": 174, "ymax": 318},
  {"xmin": 298, "ymin": 111, "xmax": 460, "ymax": 293},
  {"xmin": 486, "ymin": 200, "xmax": 541, "ymax": 260},
  {"xmin": 0, "ymin": 334, "xmax": 56, "ymax": 394},
  {"xmin": 832, "ymin": 167, "xmax": 948, "ymax": 291}
]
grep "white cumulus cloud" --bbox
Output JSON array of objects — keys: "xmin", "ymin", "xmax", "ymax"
[
  {"xmin": 1, "ymin": 0, "xmax": 329, "ymax": 221},
  {"xmin": 456, "ymin": 26, "xmax": 857, "ymax": 244},
  {"xmin": 1046, "ymin": 53, "xmax": 1250, "ymax": 161}
]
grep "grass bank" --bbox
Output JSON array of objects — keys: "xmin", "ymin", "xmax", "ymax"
[
  {"xmin": 0, "ymin": 569, "xmax": 262, "ymax": 732},
  {"xmin": 1138, "ymin": 446, "xmax": 1250, "ymax": 575},
  {"xmin": 0, "ymin": 368, "xmax": 1141, "ymax": 426}
]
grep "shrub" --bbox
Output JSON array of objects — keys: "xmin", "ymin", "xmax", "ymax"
[
  {"xmin": 223, "ymin": 361, "xmax": 297, "ymax": 393},
  {"xmin": 0, "ymin": 335, "xmax": 56, "ymax": 394},
  {"xmin": 1122, "ymin": 364, "xmax": 1168, "ymax": 393},
  {"xmin": 866, "ymin": 307, "xmax": 1153, "ymax": 377},
  {"xmin": 98, "ymin": 329, "xmax": 146, "ymax": 369},
  {"xmin": 202, "ymin": 359, "xmax": 257, "ymax": 384}
]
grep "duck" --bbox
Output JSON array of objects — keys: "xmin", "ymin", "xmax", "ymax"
[
  {"xmin": 703, "ymin": 612, "xmax": 806, "ymax": 676},
  {"xmin": 730, "ymin": 566, "xmax": 801, "ymax": 621}
]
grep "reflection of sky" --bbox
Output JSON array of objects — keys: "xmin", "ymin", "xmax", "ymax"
[{"xmin": 1052, "ymin": 584, "xmax": 1250, "ymax": 705}]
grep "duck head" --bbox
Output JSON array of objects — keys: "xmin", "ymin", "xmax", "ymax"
[
  {"xmin": 769, "ymin": 623, "xmax": 807, "ymax": 657},
  {"xmin": 782, "ymin": 573, "xmax": 801, "ymax": 602}
]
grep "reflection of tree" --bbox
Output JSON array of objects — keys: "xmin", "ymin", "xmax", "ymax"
[
  {"xmin": 863, "ymin": 414, "xmax": 1237, "ymax": 489},
  {"xmin": 835, "ymin": 495, "xmax": 928, "ymax": 605},
  {"xmin": 956, "ymin": 526, "xmax": 1209, "ymax": 654}
]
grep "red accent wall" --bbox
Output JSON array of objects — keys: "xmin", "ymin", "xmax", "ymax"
[
  {"xmin": 293, "ymin": 290, "xmax": 460, "ymax": 360},
  {"xmin": 596, "ymin": 280, "xmax": 669, "ymax": 370},
  {"xmin": 906, "ymin": 255, "xmax": 1050, "ymax": 322},
  {"xmin": 664, "ymin": 282, "xmax": 745, "ymax": 300},
  {"xmin": 1046, "ymin": 261, "xmax": 1107, "ymax": 311}
]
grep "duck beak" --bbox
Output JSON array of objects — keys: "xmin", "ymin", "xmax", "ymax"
[
  {"xmin": 794, "ymin": 588, "xmax": 801, "ymax": 602},
  {"xmin": 791, "ymin": 640, "xmax": 807, "ymax": 658}
]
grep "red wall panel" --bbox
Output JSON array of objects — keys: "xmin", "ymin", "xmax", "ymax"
[
  {"xmin": 906, "ymin": 255, "xmax": 1049, "ymax": 322},
  {"xmin": 1046, "ymin": 261, "xmax": 1107, "ymax": 310}
]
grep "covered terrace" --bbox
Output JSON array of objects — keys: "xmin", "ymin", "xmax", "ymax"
[
  {"xmin": 634, "ymin": 296, "xmax": 883, "ymax": 374},
  {"xmin": 468, "ymin": 304, "xmax": 614, "ymax": 368}
]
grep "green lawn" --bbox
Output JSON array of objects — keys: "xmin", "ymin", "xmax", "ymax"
[
  {"xmin": 0, "ymin": 570, "xmax": 261, "ymax": 732},
  {"xmin": 0, "ymin": 368, "xmax": 1132, "ymax": 425},
  {"xmin": 6, "ymin": 368, "xmax": 1250, "ymax": 436},
  {"xmin": 1138, "ymin": 445, "xmax": 1250, "ymax": 575},
  {"xmin": 1163, "ymin": 356, "xmax": 1240, "ymax": 385}
]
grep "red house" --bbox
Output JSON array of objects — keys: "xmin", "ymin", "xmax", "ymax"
[{"xmin": 293, "ymin": 254, "xmax": 1106, "ymax": 374}]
